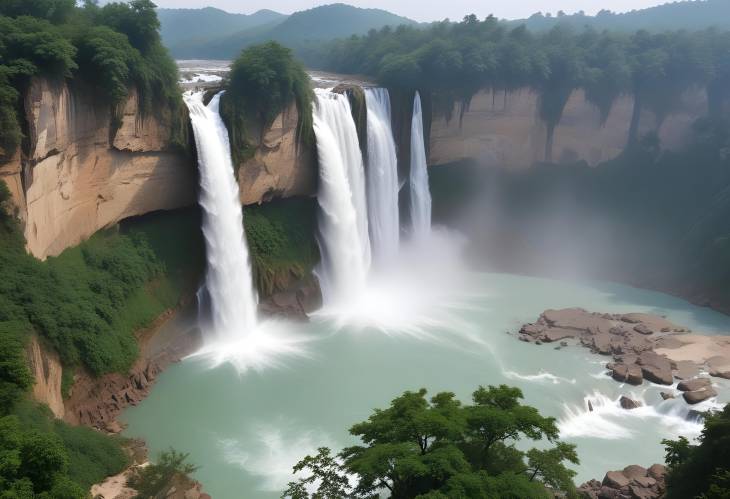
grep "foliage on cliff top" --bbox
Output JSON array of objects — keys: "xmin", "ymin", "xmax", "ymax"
[
  {"xmin": 0, "ymin": 0, "xmax": 182, "ymax": 159},
  {"xmin": 221, "ymin": 42, "xmax": 313, "ymax": 166},
  {"xmin": 316, "ymin": 18, "xmax": 730, "ymax": 155},
  {"xmin": 284, "ymin": 385, "xmax": 579, "ymax": 498}
]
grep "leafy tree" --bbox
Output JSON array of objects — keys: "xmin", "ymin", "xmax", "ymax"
[
  {"xmin": 222, "ymin": 42, "xmax": 313, "ymax": 164},
  {"xmin": 0, "ymin": 320, "xmax": 33, "ymax": 414},
  {"xmin": 0, "ymin": 0, "xmax": 76, "ymax": 24},
  {"xmin": 663, "ymin": 404, "xmax": 730, "ymax": 499},
  {"xmin": 127, "ymin": 449, "xmax": 199, "ymax": 499},
  {"xmin": 284, "ymin": 386, "xmax": 578, "ymax": 498}
]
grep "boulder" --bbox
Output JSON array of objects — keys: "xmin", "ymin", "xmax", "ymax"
[
  {"xmin": 638, "ymin": 352, "xmax": 673, "ymax": 385},
  {"xmin": 620, "ymin": 396, "xmax": 641, "ymax": 410},
  {"xmin": 622, "ymin": 465, "xmax": 648, "ymax": 480},
  {"xmin": 611, "ymin": 364, "xmax": 644, "ymax": 385},
  {"xmin": 603, "ymin": 471, "xmax": 630, "ymax": 489},
  {"xmin": 629, "ymin": 484, "xmax": 654, "ymax": 499},
  {"xmin": 660, "ymin": 391, "xmax": 675, "ymax": 400},
  {"xmin": 647, "ymin": 464, "xmax": 666, "ymax": 481},
  {"xmin": 683, "ymin": 387, "xmax": 718, "ymax": 404},
  {"xmin": 633, "ymin": 324, "xmax": 653, "ymax": 335},
  {"xmin": 709, "ymin": 368, "xmax": 730, "ymax": 380},
  {"xmin": 677, "ymin": 377, "xmax": 711, "ymax": 392}
]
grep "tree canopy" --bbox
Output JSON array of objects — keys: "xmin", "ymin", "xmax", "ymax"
[
  {"xmin": 283, "ymin": 385, "xmax": 579, "ymax": 498},
  {"xmin": 0, "ymin": 0, "xmax": 180, "ymax": 160}
]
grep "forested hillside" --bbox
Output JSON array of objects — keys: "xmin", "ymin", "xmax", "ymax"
[{"xmin": 163, "ymin": 3, "xmax": 416, "ymax": 60}]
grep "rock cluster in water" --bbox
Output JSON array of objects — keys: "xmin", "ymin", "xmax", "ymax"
[
  {"xmin": 518, "ymin": 308, "xmax": 730, "ymax": 404},
  {"xmin": 578, "ymin": 464, "xmax": 667, "ymax": 499}
]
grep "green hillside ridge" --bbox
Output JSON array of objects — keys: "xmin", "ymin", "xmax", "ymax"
[
  {"xmin": 164, "ymin": 3, "xmax": 416, "ymax": 60},
  {"xmin": 158, "ymin": 6, "xmax": 286, "ymax": 53}
]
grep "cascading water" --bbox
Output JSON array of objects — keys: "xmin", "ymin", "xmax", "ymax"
[
  {"xmin": 364, "ymin": 88, "xmax": 400, "ymax": 265},
  {"xmin": 312, "ymin": 88, "xmax": 371, "ymax": 305},
  {"xmin": 409, "ymin": 91, "xmax": 432, "ymax": 239},
  {"xmin": 185, "ymin": 91, "xmax": 258, "ymax": 340}
]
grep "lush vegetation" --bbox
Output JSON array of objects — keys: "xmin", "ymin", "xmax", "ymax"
[
  {"xmin": 0, "ymin": 400, "xmax": 129, "ymax": 498},
  {"xmin": 663, "ymin": 404, "xmax": 730, "ymax": 499},
  {"xmin": 221, "ymin": 42, "xmax": 314, "ymax": 166},
  {"xmin": 283, "ymin": 385, "xmax": 579, "ymax": 498},
  {"xmin": 316, "ymin": 19, "xmax": 730, "ymax": 160},
  {"xmin": 0, "ymin": 0, "xmax": 183, "ymax": 159},
  {"xmin": 0, "ymin": 181, "xmax": 203, "ymax": 377},
  {"xmin": 127, "ymin": 449, "xmax": 198, "ymax": 499},
  {"xmin": 244, "ymin": 198, "xmax": 319, "ymax": 296}
]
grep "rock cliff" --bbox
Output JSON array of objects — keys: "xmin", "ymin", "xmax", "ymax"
[
  {"xmin": 236, "ymin": 101, "xmax": 317, "ymax": 205},
  {"xmin": 429, "ymin": 87, "xmax": 706, "ymax": 168},
  {"xmin": 0, "ymin": 77, "xmax": 198, "ymax": 259}
]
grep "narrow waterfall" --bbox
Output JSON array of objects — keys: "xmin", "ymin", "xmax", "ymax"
[
  {"xmin": 312, "ymin": 88, "xmax": 371, "ymax": 304},
  {"xmin": 364, "ymin": 88, "xmax": 400, "ymax": 265},
  {"xmin": 409, "ymin": 91, "xmax": 432, "ymax": 238},
  {"xmin": 185, "ymin": 91, "xmax": 258, "ymax": 340}
]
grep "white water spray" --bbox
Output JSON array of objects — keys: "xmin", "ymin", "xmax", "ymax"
[
  {"xmin": 186, "ymin": 91, "xmax": 258, "ymax": 340},
  {"xmin": 409, "ymin": 91, "xmax": 432, "ymax": 239},
  {"xmin": 312, "ymin": 89, "xmax": 371, "ymax": 305},
  {"xmin": 364, "ymin": 88, "xmax": 400, "ymax": 265}
]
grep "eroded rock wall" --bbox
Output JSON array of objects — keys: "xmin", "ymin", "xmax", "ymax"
[
  {"xmin": 26, "ymin": 335, "xmax": 64, "ymax": 419},
  {"xmin": 237, "ymin": 102, "xmax": 316, "ymax": 205},
  {"xmin": 3, "ymin": 77, "xmax": 197, "ymax": 259},
  {"xmin": 429, "ymin": 87, "xmax": 706, "ymax": 168}
]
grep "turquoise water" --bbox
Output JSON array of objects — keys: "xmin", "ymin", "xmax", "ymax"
[{"xmin": 121, "ymin": 272, "xmax": 730, "ymax": 498}]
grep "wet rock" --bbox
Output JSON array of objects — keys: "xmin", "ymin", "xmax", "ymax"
[
  {"xmin": 677, "ymin": 377, "xmax": 711, "ymax": 392},
  {"xmin": 611, "ymin": 363, "xmax": 644, "ymax": 385},
  {"xmin": 603, "ymin": 471, "xmax": 630, "ymax": 489},
  {"xmin": 660, "ymin": 391, "xmax": 675, "ymax": 400},
  {"xmin": 683, "ymin": 387, "xmax": 718, "ymax": 404},
  {"xmin": 638, "ymin": 352, "xmax": 673, "ymax": 385},
  {"xmin": 709, "ymin": 368, "xmax": 730, "ymax": 380},
  {"xmin": 620, "ymin": 396, "xmax": 641, "ymax": 410}
]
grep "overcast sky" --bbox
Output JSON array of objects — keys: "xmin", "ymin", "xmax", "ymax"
[{"xmin": 150, "ymin": 0, "xmax": 672, "ymax": 22}]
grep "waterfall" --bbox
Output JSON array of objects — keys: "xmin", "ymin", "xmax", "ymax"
[
  {"xmin": 364, "ymin": 88, "xmax": 400, "ymax": 265},
  {"xmin": 409, "ymin": 91, "xmax": 432, "ymax": 238},
  {"xmin": 185, "ymin": 91, "xmax": 258, "ymax": 340},
  {"xmin": 312, "ymin": 88, "xmax": 371, "ymax": 304}
]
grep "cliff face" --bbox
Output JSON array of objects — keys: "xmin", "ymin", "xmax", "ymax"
[
  {"xmin": 429, "ymin": 87, "xmax": 706, "ymax": 168},
  {"xmin": 0, "ymin": 77, "xmax": 197, "ymax": 259},
  {"xmin": 236, "ymin": 102, "xmax": 316, "ymax": 205},
  {"xmin": 26, "ymin": 335, "xmax": 64, "ymax": 419}
]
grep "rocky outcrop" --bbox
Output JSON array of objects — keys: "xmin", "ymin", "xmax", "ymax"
[
  {"xmin": 579, "ymin": 464, "xmax": 667, "ymax": 499},
  {"xmin": 64, "ymin": 309, "xmax": 201, "ymax": 431},
  {"xmin": 1, "ymin": 77, "xmax": 197, "ymax": 259},
  {"xmin": 429, "ymin": 88, "xmax": 706, "ymax": 168},
  {"xmin": 25, "ymin": 335, "xmax": 64, "ymax": 419},
  {"xmin": 237, "ymin": 102, "xmax": 316, "ymax": 205},
  {"xmin": 518, "ymin": 308, "xmax": 727, "ymax": 405}
]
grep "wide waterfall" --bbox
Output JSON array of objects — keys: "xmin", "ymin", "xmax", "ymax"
[
  {"xmin": 409, "ymin": 91, "xmax": 432, "ymax": 239},
  {"xmin": 185, "ymin": 91, "xmax": 258, "ymax": 340},
  {"xmin": 364, "ymin": 88, "xmax": 400, "ymax": 265},
  {"xmin": 312, "ymin": 88, "xmax": 371, "ymax": 305}
]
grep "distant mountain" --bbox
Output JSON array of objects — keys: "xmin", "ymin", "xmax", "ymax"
[
  {"xmin": 166, "ymin": 3, "xmax": 416, "ymax": 60},
  {"xmin": 158, "ymin": 7, "xmax": 286, "ymax": 56},
  {"xmin": 509, "ymin": 0, "xmax": 730, "ymax": 32}
]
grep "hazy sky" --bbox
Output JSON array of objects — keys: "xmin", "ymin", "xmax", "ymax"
[{"xmin": 151, "ymin": 0, "xmax": 672, "ymax": 22}]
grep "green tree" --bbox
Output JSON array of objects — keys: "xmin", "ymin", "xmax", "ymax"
[
  {"xmin": 284, "ymin": 386, "xmax": 578, "ymax": 499},
  {"xmin": 127, "ymin": 449, "xmax": 199, "ymax": 499},
  {"xmin": 663, "ymin": 404, "xmax": 730, "ymax": 499}
]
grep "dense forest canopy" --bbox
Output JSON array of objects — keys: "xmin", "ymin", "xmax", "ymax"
[{"xmin": 0, "ymin": 0, "xmax": 181, "ymax": 160}]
